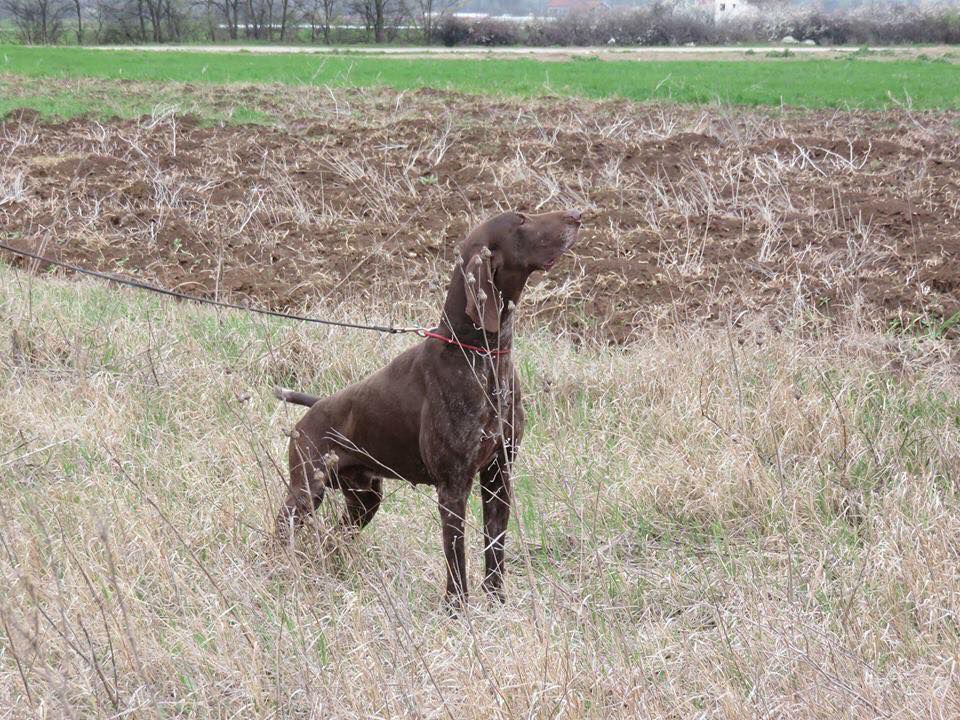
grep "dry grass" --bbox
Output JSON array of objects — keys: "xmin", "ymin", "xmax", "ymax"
[{"xmin": 1, "ymin": 263, "xmax": 959, "ymax": 718}]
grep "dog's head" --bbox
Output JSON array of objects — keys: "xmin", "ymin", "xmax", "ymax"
[{"xmin": 454, "ymin": 210, "xmax": 582, "ymax": 334}]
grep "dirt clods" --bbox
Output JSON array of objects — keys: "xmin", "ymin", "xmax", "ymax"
[{"xmin": 2, "ymin": 88, "xmax": 958, "ymax": 341}]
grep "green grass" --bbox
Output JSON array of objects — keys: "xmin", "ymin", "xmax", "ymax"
[
  {"xmin": 2, "ymin": 44, "xmax": 960, "ymax": 110},
  {"xmin": 0, "ymin": 87, "xmax": 165, "ymax": 120},
  {"xmin": 0, "ymin": 79, "xmax": 284, "ymax": 123}
]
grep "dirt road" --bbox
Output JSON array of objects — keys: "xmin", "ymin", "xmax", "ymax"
[{"xmin": 85, "ymin": 43, "xmax": 951, "ymax": 62}]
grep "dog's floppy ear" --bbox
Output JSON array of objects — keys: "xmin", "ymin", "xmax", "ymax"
[{"xmin": 464, "ymin": 247, "xmax": 502, "ymax": 334}]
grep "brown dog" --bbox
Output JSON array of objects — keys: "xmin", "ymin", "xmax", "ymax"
[{"xmin": 274, "ymin": 209, "xmax": 581, "ymax": 605}]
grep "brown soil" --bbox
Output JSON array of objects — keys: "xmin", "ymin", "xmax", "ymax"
[{"xmin": 2, "ymin": 85, "xmax": 959, "ymax": 341}]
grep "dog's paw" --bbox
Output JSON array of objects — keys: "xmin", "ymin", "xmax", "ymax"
[
  {"xmin": 482, "ymin": 582, "xmax": 506, "ymax": 604},
  {"xmin": 442, "ymin": 593, "xmax": 470, "ymax": 618}
]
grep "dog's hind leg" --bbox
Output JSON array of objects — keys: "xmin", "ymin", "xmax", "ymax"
[
  {"xmin": 340, "ymin": 471, "xmax": 383, "ymax": 531},
  {"xmin": 275, "ymin": 433, "xmax": 329, "ymax": 541}
]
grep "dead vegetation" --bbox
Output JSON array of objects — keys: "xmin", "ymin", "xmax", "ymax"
[
  {"xmin": 1, "ymin": 267, "xmax": 958, "ymax": 718},
  {"xmin": 1, "ymin": 82, "xmax": 958, "ymax": 342}
]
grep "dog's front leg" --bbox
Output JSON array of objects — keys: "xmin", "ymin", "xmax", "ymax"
[
  {"xmin": 437, "ymin": 484, "xmax": 470, "ymax": 608},
  {"xmin": 480, "ymin": 455, "xmax": 512, "ymax": 601}
]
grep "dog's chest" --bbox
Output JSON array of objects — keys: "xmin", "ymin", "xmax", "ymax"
[
  {"xmin": 469, "ymin": 366, "xmax": 517, "ymax": 467},
  {"xmin": 429, "ymin": 358, "xmax": 518, "ymax": 476}
]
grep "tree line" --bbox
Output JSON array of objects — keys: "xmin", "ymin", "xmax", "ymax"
[
  {"xmin": 3, "ymin": 0, "xmax": 959, "ymax": 46},
  {"xmin": 0, "ymin": 0, "xmax": 461, "ymax": 44}
]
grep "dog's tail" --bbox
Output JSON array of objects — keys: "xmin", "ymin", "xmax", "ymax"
[{"xmin": 273, "ymin": 386, "xmax": 320, "ymax": 408}]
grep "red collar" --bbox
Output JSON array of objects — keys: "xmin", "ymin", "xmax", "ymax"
[{"xmin": 418, "ymin": 329, "xmax": 511, "ymax": 357}]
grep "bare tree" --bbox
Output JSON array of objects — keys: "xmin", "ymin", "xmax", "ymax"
[
  {"xmin": 2, "ymin": 0, "xmax": 70, "ymax": 42},
  {"xmin": 92, "ymin": 0, "xmax": 186, "ymax": 43},
  {"xmin": 415, "ymin": 0, "xmax": 458, "ymax": 43},
  {"xmin": 319, "ymin": 0, "xmax": 335, "ymax": 42},
  {"xmin": 277, "ymin": 0, "xmax": 291, "ymax": 40},
  {"xmin": 71, "ymin": 0, "xmax": 82, "ymax": 41},
  {"xmin": 195, "ymin": 0, "xmax": 217, "ymax": 39},
  {"xmin": 351, "ymin": 0, "xmax": 405, "ymax": 42},
  {"xmin": 207, "ymin": 0, "xmax": 241, "ymax": 39},
  {"xmin": 302, "ymin": 0, "xmax": 335, "ymax": 42},
  {"xmin": 243, "ymin": 0, "xmax": 270, "ymax": 39}
]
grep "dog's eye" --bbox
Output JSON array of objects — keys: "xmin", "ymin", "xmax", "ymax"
[{"xmin": 517, "ymin": 213, "xmax": 527, "ymax": 226}]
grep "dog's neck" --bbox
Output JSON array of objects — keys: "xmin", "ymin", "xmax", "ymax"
[{"xmin": 438, "ymin": 263, "xmax": 528, "ymax": 350}]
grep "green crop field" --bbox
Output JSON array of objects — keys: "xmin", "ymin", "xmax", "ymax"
[{"xmin": 1, "ymin": 44, "xmax": 959, "ymax": 113}]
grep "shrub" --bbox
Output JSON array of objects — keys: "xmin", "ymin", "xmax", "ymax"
[
  {"xmin": 433, "ymin": 2, "xmax": 960, "ymax": 48},
  {"xmin": 436, "ymin": 16, "xmax": 470, "ymax": 47},
  {"xmin": 436, "ymin": 15, "xmax": 519, "ymax": 46},
  {"xmin": 468, "ymin": 17, "xmax": 520, "ymax": 46},
  {"xmin": 526, "ymin": 5, "xmax": 722, "ymax": 47}
]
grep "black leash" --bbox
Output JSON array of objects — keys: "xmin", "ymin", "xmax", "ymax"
[{"xmin": 0, "ymin": 241, "xmax": 424, "ymax": 335}]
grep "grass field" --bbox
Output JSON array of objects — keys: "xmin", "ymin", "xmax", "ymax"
[
  {"xmin": 2, "ymin": 41, "xmax": 960, "ymax": 718},
  {"xmin": 2, "ymin": 266, "xmax": 959, "ymax": 717},
  {"xmin": 2, "ymin": 44, "xmax": 960, "ymax": 112}
]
